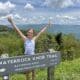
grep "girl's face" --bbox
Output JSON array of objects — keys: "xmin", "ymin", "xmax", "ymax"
[{"xmin": 27, "ymin": 29, "xmax": 34, "ymax": 39}]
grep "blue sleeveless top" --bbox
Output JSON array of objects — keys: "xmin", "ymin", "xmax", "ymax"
[{"xmin": 24, "ymin": 39, "xmax": 35, "ymax": 55}]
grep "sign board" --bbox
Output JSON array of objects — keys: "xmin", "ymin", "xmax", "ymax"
[{"xmin": 0, "ymin": 52, "xmax": 60, "ymax": 76}]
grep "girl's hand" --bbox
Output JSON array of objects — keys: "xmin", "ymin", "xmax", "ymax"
[
  {"xmin": 7, "ymin": 16, "xmax": 13, "ymax": 23},
  {"xmin": 48, "ymin": 19, "xmax": 52, "ymax": 27}
]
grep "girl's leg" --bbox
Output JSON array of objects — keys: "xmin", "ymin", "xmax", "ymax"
[{"xmin": 26, "ymin": 71, "xmax": 30, "ymax": 80}]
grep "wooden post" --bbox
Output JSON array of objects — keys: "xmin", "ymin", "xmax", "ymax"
[
  {"xmin": 47, "ymin": 67, "xmax": 55, "ymax": 80},
  {"xmin": 47, "ymin": 49, "xmax": 56, "ymax": 80}
]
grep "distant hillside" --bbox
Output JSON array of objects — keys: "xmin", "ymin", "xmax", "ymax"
[{"xmin": 0, "ymin": 25, "xmax": 12, "ymax": 31}]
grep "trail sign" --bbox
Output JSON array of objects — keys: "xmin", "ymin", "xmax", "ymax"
[{"xmin": 0, "ymin": 52, "xmax": 60, "ymax": 76}]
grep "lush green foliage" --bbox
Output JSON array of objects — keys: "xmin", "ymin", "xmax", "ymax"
[
  {"xmin": 1, "ymin": 28, "xmax": 80, "ymax": 60},
  {"xmin": 0, "ymin": 26, "xmax": 80, "ymax": 80}
]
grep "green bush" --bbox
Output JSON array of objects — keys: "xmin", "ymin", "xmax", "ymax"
[{"xmin": 0, "ymin": 26, "xmax": 80, "ymax": 60}]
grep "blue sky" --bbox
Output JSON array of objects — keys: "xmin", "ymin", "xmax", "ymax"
[{"xmin": 0, "ymin": 0, "xmax": 80, "ymax": 24}]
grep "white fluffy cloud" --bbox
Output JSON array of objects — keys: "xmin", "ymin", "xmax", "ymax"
[
  {"xmin": 0, "ymin": 14, "xmax": 13, "ymax": 20},
  {"xmin": 55, "ymin": 14, "xmax": 78, "ymax": 24},
  {"xmin": 0, "ymin": 1, "xmax": 15, "ymax": 16},
  {"xmin": 61, "ymin": 0, "xmax": 74, "ymax": 8},
  {"xmin": 43, "ymin": 0, "xmax": 74, "ymax": 8},
  {"xmin": 21, "ymin": 18, "xmax": 27, "ymax": 22},
  {"xmin": 73, "ymin": 0, "xmax": 80, "ymax": 3},
  {"xmin": 14, "ymin": 14, "xmax": 21, "ymax": 19},
  {"xmin": 24, "ymin": 3, "xmax": 34, "ymax": 11},
  {"xmin": 56, "ymin": 15, "xmax": 76, "ymax": 20}
]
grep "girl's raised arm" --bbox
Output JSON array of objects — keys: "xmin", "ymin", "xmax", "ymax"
[
  {"xmin": 33, "ymin": 20, "xmax": 51, "ymax": 41},
  {"xmin": 7, "ymin": 16, "xmax": 27, "ymax": 42}
]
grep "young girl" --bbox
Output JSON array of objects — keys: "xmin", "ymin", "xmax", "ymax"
[{"xmin": 7, "ymin": 16, "xmax": 51, "ymax": 80}]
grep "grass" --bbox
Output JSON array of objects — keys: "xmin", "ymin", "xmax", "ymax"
[{"xmin": 55, "ymin": 58, "xmax": 80, "ymax": 80}]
